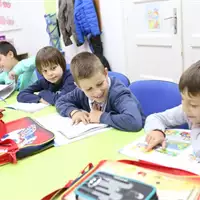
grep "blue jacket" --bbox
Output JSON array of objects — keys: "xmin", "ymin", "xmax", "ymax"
[
  {"xmin": 17, "ymin": 70, "xmax": 76, "ymax": 105},
  {"xmin": 74, "ymin": 0, "xmax": 100, "ymax": 45},
  {"xmin": 56, "ymin": 77, "xmax": 145, "ymax": 132}
]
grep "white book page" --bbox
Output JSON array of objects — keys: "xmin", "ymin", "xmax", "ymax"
[
  {"xmin": 119, "ymin": 129, "xmax": 200, "ymax": 175},
  {"xmin": 0, "ymin": 84, "xmax": 9, "ymax": 91},
  {"xmin": 0, "ymin": 82, "xmax": 15, "ymax": 99},
  {"xmin": 6, "ymin": 102, "xmax": 49, "ymax": 113},
  {"xmin": 36, "ymin": 113, "xmax": 110, "ymax": 146}
]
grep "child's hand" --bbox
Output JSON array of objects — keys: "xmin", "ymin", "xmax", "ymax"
[
  {"xmin": 71, "ymin": 110, "xmax": 90, "ymax": 125},
  {"xmin": 8, "ymin": 71, "xmax": 17, "ymax": 81},
  {"xmin": 145, "ymin": 130, "xmax": 166, "ymax": 152},
  {"xmin": 39, "ymin": 98, "xmax": 49, "ymax": 105},
  {"xmin": 89, "ymin": 104, "xmax": 103, "ymax": 123}
]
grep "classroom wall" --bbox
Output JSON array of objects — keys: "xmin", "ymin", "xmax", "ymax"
[
  {"xmin": 0, "ymin": 1, "xmax": 49, "ymax": 56},
  {"xmin": 99, "ymin": 0, "xmax": 126, "ymax": 74}
]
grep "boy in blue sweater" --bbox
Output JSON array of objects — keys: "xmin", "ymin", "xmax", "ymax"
[
  {"xmin": 17, "ymin": 46, "xmax": 76, "ymax": 105},
  {"xmin": 56, "ymin": 52, "xmax": 145, "ymax": 132}
]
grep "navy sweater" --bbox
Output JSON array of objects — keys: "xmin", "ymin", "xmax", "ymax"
[
  {"xmin": 17, "ymin": 70, "xmax": 76, "ymax": 105},
  {"xmin": 56, "ymin": 77, "xmax": 145, "ymax": 132}
]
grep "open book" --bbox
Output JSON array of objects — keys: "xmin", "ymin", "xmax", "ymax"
[
  {"xmin": 5, "ymin": 102, "xmax": 49, "ymax": 113},
  {"xmin": 36, "ymin": 113, "xmax": 109, "ymax": 146},
  {"xmin": 0, "ymin": 82, "xmax": 15, "ymax": 100},
  {"xmin": 119, "ymin": 129, "xmax": 200, "ymax": 175}
]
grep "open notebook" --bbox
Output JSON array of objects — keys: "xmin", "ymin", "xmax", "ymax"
[
  {"xmin": 0, "ymin": 82, "xmax": 15, "ymax": 100},
  {"xmin": 36, "ymin": 113, "xmax": 109, "ymax": 146},
  {"xmin": 6, "ymin": 102, "xmax": 49, "ymax": 113},
  {"xmin": 119, "ymin": 129, "xmax": 200, "ymax": 175}
]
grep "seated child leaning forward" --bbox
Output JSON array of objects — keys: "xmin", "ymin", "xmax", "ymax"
[
  {"xmin": 0, "ymin": 41, "xmax": 37, "ymax": 91},
  {"xmin": 144, "ymin": 60, "xmax": 200, "ymax": 159},
  {"xmin": 17, "ymin": 46, "xmax": 76, "ymax": 105},
  {"xmin": 56, "ymin": 52, "xmax": 145, "ymax": 132}
]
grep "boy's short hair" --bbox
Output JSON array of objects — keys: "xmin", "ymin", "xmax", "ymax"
[
  {"xmin": 70, "ymin": 52, "xmax": 104, "ymax": 84},
  {"xmin": 36, "ymin": 46, "xmax": 66, "ymax": 74},
  {"xmin": 179, "ymin": 60, "xmax": 200, "ymax": 96},
  {"xmin": 0, "ymin": 41, "xmax": 18, "ymax": 59}
]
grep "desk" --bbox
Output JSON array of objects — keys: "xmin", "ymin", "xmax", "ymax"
[{"xmin": 0, "ymin": 93, "xmax": 143, "ymax": 200}]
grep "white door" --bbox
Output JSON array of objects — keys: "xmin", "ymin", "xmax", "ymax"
[
  {"xmin": 182, "ymin": 0, "xmax": 200, "ymax": 70},
  {"xmin": 121, "ymin": 0, "xmax": 183, "ymax": 83}
]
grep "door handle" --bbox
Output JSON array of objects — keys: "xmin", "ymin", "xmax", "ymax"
[{"xmin": 164, "ymin": 8, "xmax": 177, "ymax": 34}]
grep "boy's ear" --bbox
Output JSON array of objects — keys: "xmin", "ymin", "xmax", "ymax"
[
  {"xmin": 7, "ymin": 51, "xmax": 14, "ymax": 58},
  {"xmin": 104, "ymin": 67, "xmax": 108, "ymax": 76}
]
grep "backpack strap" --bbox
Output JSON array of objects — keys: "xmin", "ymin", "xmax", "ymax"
[
  {"xmin": 0, "ymin": 114, "xmax": 19, "ymax": 165},
  {"xmin": 41, "ymin": 163, "xmax": 93, "ymax": 200},
  {"xmin": 0, "ymin": 139, "xmax": 19, "ymax": 164},
  {"xmin": 0, "ymin": 114, "xmax": 6, "ymax": 138}
]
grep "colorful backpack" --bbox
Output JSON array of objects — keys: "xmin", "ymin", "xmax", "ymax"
[{"xmin": 0, "ymin": 115, "xmax": 54, "ymax": 165}]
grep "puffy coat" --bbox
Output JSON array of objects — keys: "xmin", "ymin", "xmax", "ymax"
[{"xmin": 74, "ymin": 0, "xmax": 100, "ymax": 45}]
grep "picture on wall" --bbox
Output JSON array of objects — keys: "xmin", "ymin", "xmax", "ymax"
[{"xmin": 146, "ymin": 3, "xmax": 161, "ymax": 31}]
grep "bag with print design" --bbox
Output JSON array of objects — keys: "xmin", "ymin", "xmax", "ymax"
[
  {"xmin": 42, "ymin": 159, "xmax": 200, "ymax": 200},
  {"xmin": 0, "ymin": 116, "xmax": 54, "ymax": 165}
]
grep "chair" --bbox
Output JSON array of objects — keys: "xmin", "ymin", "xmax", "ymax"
[
  {"xmin": 129, "ymin": 80, "xmax": 182, "ymax": 117},
  {"xmin": 108, "ymin": 71, "xmax": 130, "ymax": 87},
  {"xmin": 129, "ymin": 80, "xmax": 188, "ymax": 129}
]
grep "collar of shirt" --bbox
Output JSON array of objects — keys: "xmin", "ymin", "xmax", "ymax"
[{"xmin": 88, "ymin": 77, "xmax": 111, "ymax": 111}]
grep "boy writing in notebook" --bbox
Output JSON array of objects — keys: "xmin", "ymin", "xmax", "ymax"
[
  {"xmin": 144, "ymin": 60, "xmax": 200, "ymax": 158},
  {"xmin": 17, "ymin": 46, "xmax": 76, "ymax": 105},
  {"xmin": 56, "ymin": 52, "xmax": 145, "ymax": 132},
  {"xmin": 0, "ymin": 41, "xmax": 37, "ymax": 91}
]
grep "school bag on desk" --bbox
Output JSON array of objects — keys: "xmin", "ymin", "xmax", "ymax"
[
  {"xmin": 0, "ymin": 115, "xmax": 55, "ymax": 165},
  {"xmin": 42, "ymin": 160, "xmax": 200, "ymax": 200}
]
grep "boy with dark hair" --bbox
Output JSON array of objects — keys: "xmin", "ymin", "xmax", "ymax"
[
  {"xmin": 144, "ymin": 60, "xmax": 200, "ymax": 158},
  {"xmin": 17, "ymin": 46, "xmax": 76, "ymax": 105},
  {"xmin": 56, "ymin": 52, "xmax": 145, "ymax": 132},
  {"xmin": 0, "ymin": 41, "xmax": 37, "ymax": 90}
]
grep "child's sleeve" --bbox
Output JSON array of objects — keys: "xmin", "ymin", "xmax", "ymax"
[
  {"xmin": 12, "ymin": 56, "xmax": 36, "ymax": 76},
  {"xmin": 100, "ymin": 90, "xmax": 143, "ymax": 132},
  {"xmin": 56, "ymin": 88, "xmax": 83, "ymax": 117},
  {"xmin": 144, "ymin": 105, "xmax": 187, "ymax": 133},
  {"xmin": 0, "ymin": 72, "xmax": 6, "ymax": 84},
  {"xmin": 38, "ymin": 73, "xmax": 76, "ymax": 105},
  {"xmin": 17, "ymin": 80, "xmax": 44, "ymax": 103}
]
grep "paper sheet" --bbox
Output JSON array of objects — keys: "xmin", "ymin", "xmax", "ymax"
[
  {"xmin": 0, "ymin": 82, "xmax": 15, "ymax": 100},
  {"xmin": 36, "ymin": 113, "xmax": 110, "ymax": 146},
  {"xmin": 119, "ymin": 129, "xmax": 200, "ymax": 175},
  {"xmin": 6, "ymin": 102, "xmax": 49, "ymax": 113}
]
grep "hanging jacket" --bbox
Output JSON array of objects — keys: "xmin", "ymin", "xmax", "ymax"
[
  {"xmin": 58, "ymin": 0, "xmax": 76, "ymax": 46},
  {"xmin": 88, "ymin": 35, "xmax": 111, "ymax": 71},
  {"xmin": 74, "ymin": 0, "xmax": 101, "ymax": 46}
]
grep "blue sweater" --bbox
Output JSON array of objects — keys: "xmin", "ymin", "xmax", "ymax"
[
  {"xmin": 56, "ymin": 77, "xmax": 145, "ymax": 132},
  {"xmin": 17, "ymin": 70, "xmax": 76, "ymax": 105}
]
